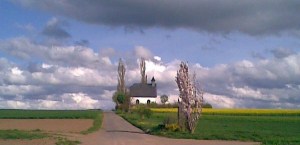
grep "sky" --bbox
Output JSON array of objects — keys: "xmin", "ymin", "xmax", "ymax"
[{"xmin": 0, "ymin": 0, "xmax": 300, "ymax": 110}]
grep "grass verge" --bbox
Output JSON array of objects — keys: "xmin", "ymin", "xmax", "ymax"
[
  {"xmin": 81, "ymin": 112, "xmax": 103, "ymax": 134},
  {"xmin": 0, "ymin": 129, "xmax": 47, "ymax": 140},
  {"xmin": 55, "ymin": 137, "xmax": 80, "ymax": 145}
]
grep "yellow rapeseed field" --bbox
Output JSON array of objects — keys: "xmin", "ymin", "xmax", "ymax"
[{"xmin": 151, "ymin": 108, "xmax": 300, "ymax": 116}]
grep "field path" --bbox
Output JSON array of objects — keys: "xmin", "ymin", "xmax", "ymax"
[{"xmin": 78, "ymin": 112, "xmax": 259, "ymax": 145}]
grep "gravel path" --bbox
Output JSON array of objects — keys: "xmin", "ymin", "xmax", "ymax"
[{"xmin": 78, "ymin": 112, "xmax": 260, "ymax": 145}]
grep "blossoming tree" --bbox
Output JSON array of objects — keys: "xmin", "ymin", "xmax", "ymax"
[{"xmin": 176, "ymin": 62, "xmax": 204, "ymax": 133}]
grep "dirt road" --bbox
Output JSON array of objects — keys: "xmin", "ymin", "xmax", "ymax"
[{"xmin": 78, "ymin": 112, "xmax": 260, "ymax": 145}]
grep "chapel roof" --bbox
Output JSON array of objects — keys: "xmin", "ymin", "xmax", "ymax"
[{"xmin": 129, "ymin": 82, "xmax": 157, "ymax": 97}]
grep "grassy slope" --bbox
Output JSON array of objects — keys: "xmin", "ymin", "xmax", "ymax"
[{"xmin": 119, "ymin": 109, "xmax": 300, "ymax": 145}]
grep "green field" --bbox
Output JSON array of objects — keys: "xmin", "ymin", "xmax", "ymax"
[
  {"xmin": 119, "ymin": 108, "xmax": 300, "ymax": 145},
  {"xmin": 0, "ymin": 109, "xmax": 102, "ymax": 119},
  {"xmin": 151, "ymin": 108, "xmax": 300, "ymax": 116},
  {"xmin": 0, "ymin": 109, "xmax": 103, "ymax": 140}
]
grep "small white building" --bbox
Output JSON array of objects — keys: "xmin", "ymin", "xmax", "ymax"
[{"xmin": 129, "ymin": 77, "xmax": 157, "ymax": 105}]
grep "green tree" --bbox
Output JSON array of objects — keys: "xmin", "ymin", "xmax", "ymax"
[
  {"xmin": 160, "ymin": 94, "xmax": 169, "ymax": 104},
  {"xmin": 117, "ymin": 93, "xmax": 126, "ymax": 104},
  {"xmin": 203, "ymin": 103, "xmax": 213, "ymax": 108}
]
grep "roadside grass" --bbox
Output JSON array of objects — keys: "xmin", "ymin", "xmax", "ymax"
[
  {"xmin": 118, "ymin": 109, "xmax": 300, "ymax": 145},
  {"xmin": 0, "ymin": 129, "xmax": 47, "ymax": 140},
  {"xmin": 81, "ymin": 112, "xmax": 103, "ymax": 134},
  {"xmin": 55, "ymin": 137, "xmax": 81, "ymax": 145}
]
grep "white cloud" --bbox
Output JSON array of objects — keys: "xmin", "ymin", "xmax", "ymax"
[
  {"xmin": 6, "ymin": 100, "xmax": 30, "ymax": 109},
  {"xmin": 41, "ymin": 63, "xmax": 53, "ymax": 69},
  {"xmin": 37, "ymin": 100, "xmax": 58, "ymax": 109},
  {"xmin": 70, "ymin": 93, "xmax": 98, "ymax": 108},
  {"xmin": 204, "ymin": 93, "xmax": 236, "ymax": 108},
  {"xmin": 0, "ymin": 37, "xmax": 47, "ymax": 60},
  {"xmin": 230, "ymin": 86, "xmax": 279, "ymax": 101},
  {"xmin": 47, "ymin": 45, "xmax": 100, "ymax": 67},
  {"xmin": 134, "ymin": 46, "xmax": 153, "ymax": 59},
  {"xmin": 194, "ymin": 53, "xmax": 300, "ymax": 108},
  {"xmin": 99, "ymin": 48, "xmax": 115, "ymax": 57},
  {"xmin": 31, "ymin": 72, "xmax": 61, "ymax": 85},
  {"xmin": 0, "ymin": 37, "xmax": 300, "ymax": 109},
  {"xmin": 31, "ymin": 66, "xmax": 117, "ymax": 86},
  {"xmin": 145, "ymin": 60, "xmax": 166, "ymax": 73},
  {"xmin": 8, "ymin": 67, "xmax": 26, "ymax": 84},
  {"xmin": 100, "ymin": 90, "xmax": 115, "ymax": 100},
  {"xmin": 154, "ymin": 56, "xmax": 161, "ymax": 61},
  {"xmin": 101, "ymin": 57, "xmax": 112, "ymax": 65},
  {"xmin": 0, "ymin": 85, "xmax": 43, "ymax": 96},
  {"xmin": 0, "ymin": 37, "xmax": 106, "ymax": 68}
]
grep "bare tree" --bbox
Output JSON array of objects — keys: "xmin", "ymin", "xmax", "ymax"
[
  {"xmin": 175, "ymin": 62, "xmax": 204, "ymax": 133},
  {"xmin": 115, "ymin": 58, "xmax": 132, "ymax": 112},
  {"xmin": 117, "ymin": 58, "xmax": 126, "ymax": 94},
  {"xmin": 140, "ymin": 57, "xmax": 147, "ymax": 84}
]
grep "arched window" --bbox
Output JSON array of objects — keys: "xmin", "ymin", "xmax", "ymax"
[
  {"xmin": 147, "ymin": 100, "xmax": 151, "ymax": 105},
  {"xmin": 136, "ymin": 99, "xmax": 140, "ymax": 105}
]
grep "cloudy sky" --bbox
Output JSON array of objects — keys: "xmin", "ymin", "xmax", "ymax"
[{"xmin": 1, "ymin": 0, "xmax": 300, "ymax": 110}]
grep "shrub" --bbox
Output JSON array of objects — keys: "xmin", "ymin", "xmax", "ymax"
[
  {"xmin": 165, "ymin": 123, "xmax": 180, "ymax": 132},
  {"xmin": 162, "ymin": 115, "xmax": 180, "ymax": 131},
  {"xmin": 147, "ymin": 103, "xmax": 178, "ymax": 108},
  {"xmin": 203, "ymin": 103, "xmax": 213, "ymax": 108},
  {"xmin": 163, "ymin": 115, "xmax": 177, "ymax": 125},
  {"xmin": 136, "ymin": 105, "xmax": 153, "ymax": 119},
  {"xmin": 148, "ymin": 102, "xmax": 158, "ymax": 108}
]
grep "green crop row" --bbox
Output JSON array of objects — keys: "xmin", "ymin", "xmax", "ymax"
[{"xmin": 0, "ymin": 109, "xmax": 101, "ymax": 119}]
